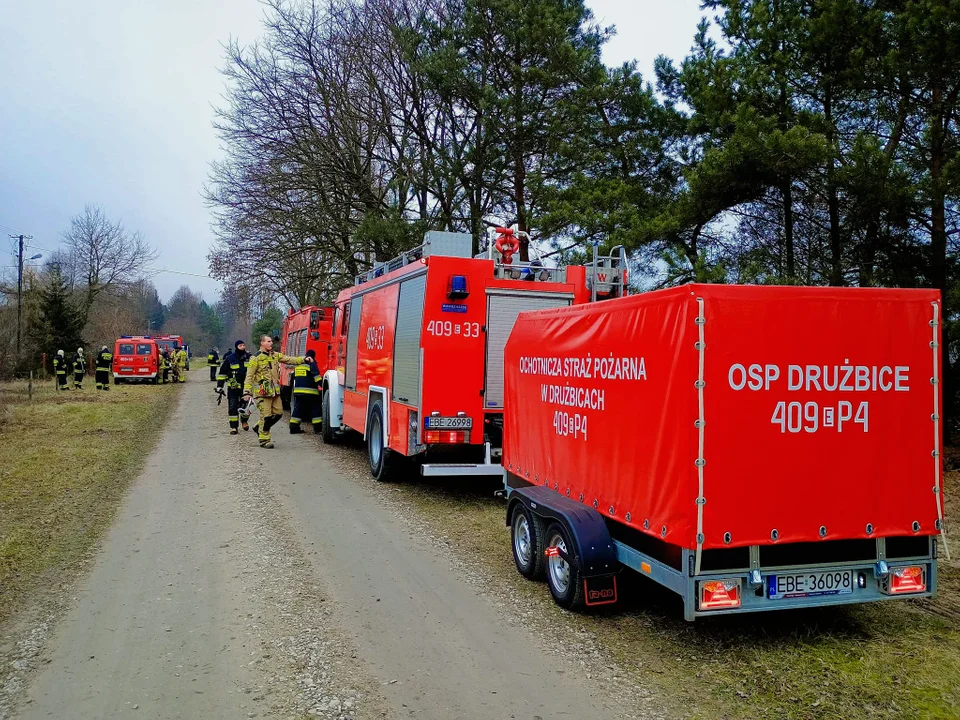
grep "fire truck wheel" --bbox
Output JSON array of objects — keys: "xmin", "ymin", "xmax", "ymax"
[
  {"xmin": 321, "ymin": 390, "xmax": 337, "ymax": 444},
  {"xmin": 544, "ymin": 523, "xmax": 585, "ymax": 610},
  {"xmin": 511, "ymin": 505, "xmax": 545, "ymax": 580},
  {"xmin": 113, "ymin": 377, "xmax": 120, "ymax": 385},
  {"xmin": 367, "ymin": 400, "xmax": 396, "ymax": 482},
  {"xmin": 280, "ymin": 385, "xmax": 291, "ymax": 412}
]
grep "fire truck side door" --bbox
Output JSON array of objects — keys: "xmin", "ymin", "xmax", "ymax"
[{"xmin": 344, "ymin": 296, "xmax": 363, "ymax": 391}]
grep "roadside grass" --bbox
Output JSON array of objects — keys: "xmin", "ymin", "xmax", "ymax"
[
  {"xmin": 0, "ymin": 378, "xmax": 178, "ymax": 625},
  {"xmin": 378, "ymin": 459, "xmax": 960, "ymax": 720}
]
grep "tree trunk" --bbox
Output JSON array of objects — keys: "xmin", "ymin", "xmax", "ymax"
[
  {"xmin": 824, "ymin": 86, "xmax": 843, "ymax": 286},
  {"xmin": 782, "ymin": 180, "xmax": 795, "ymax": 280}
]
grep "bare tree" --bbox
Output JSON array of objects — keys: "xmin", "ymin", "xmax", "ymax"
[{"xmin": 62, "ymin": 204, "xmax": 158, "ymax": 314}]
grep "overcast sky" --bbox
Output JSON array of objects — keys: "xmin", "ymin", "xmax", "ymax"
[{"xmin": 0, "ymin": 0, "xmax": 706, "ymax": 303}]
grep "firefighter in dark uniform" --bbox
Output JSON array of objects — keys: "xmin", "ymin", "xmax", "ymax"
[
  {"xmin": 207, "ymin": 348, "xmax": 220, "ymax": 381},
  {"xmin": 289, "ymin": 350, "xmax": 322, "ymax": 433},
  {"xmin": 95, "ymin": 345, "xmax": 113, "ymax": 390},
  {"xmin": 53, "ymin": 349, "xmax": 69, "ymax": 390},
  {"xmin": 216, "ymin": 340, "xmax": 252, "ymax": 435},
  {"xmin": 72, "ymin": 347, "xmax": 86, "ymax": 390}
]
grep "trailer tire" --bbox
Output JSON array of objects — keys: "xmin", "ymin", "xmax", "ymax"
[
  {"xmin": 367, "ymin": 400, "xmax": 396, "ymax": 482},
  {"xmin": 321, "ymin": 390, "xmax": 337, "ymax": 444},
  {"xmin": 544, "ymin": 522, "xmax": 585, "ymax": 610},
  {"xmin": 511, "ymin": 505, "xmax": 546, "ymax": 580}
]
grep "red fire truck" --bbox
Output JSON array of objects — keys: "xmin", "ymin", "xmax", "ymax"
[
  {"xmin": 320, "ymin": 230, "xmax": 627, "ymax": 481},
  {"xmin": 501, "ymin": 285, "xmax": 946, "ymax": 619},
  {"xmin": 279, "ymin": 305, "xmax": 335, "ymax": 410},
  {"xmin": 156, "ymin": 334, "xmax": 190, "ymax": 369},
  {"xmin": 112, "ymin": 336, "xmax": 160, "ymax": 384}
]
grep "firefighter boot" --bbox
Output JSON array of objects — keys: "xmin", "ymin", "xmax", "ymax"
[
  {"xmin": 230, "ymin": 428, "xmax": 239, "ymax": 435},
  {"xmin": 289, "ymin": 418, "xmax": 302, "ymax": 434}
]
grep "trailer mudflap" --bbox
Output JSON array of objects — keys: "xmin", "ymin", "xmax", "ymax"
[
  {"xmin": 584, "ymin": 575, "xmax": 618, "ymax": 606},
  {"xmin": 509, "ymin": 485, "xmax": 618, "ymax": 577}
]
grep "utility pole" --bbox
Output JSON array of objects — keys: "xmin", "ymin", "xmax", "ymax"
[{"xmin": 10, "ymin": 233, "xmax": 37, "ymax": 364}]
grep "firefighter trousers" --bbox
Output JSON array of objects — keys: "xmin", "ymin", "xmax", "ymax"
[
  {"xmin": 95, "ymin": 369, "xmax": 110, "ymax": 390},
  {"xmin": 226, "ymin": 388, "xmax": 245, "ymax": 430},
  {"xmin": 73, "ymin": 371, "xmax": 84, "ymax": 389},
  {"xmin": 255, "ymin": 395, "xmax": 284, "ymax": 444},
  {"xmin": 56, "ymin": 372, "xmax": 68, "ymax": 390},
  {"xmin": 209, "ymin": 366, "xmax": 217, "ymax": 381},
  {"xmin": 290, "ymin": 392, "xmax": 322, "ymax": 433}
]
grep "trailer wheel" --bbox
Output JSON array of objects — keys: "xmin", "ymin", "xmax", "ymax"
[
  {"xmin": 511, "ymin": 505, "xmax": 545, "ymax": 580},
  {"xmin": 544, "ymin": 523, "xmax": 584, "ymax": 610},
  {"xmin": 321, "ymin": 390, "xmax": 337, "ymax": 444},
  {"xmin": 367, "ymin": 400, "xmax": 396, "ymax": 482}
]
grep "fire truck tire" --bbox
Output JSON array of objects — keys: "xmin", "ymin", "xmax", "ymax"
[
  {"xmin": 544, "ymin": 522, "xmax": 585, "ymax": 610},
  {"xmin": 367, "ymin": 401, "xmax": 396, "ymax": 482},
  {"xmin": 280, "ymin": 384, "xmax": 291, "ymax": 412},
  {"xmin": 510, "ymin": 504, "xmax": 546, "ymax": 580},
  {"xmin": 321, "ymin": 390, "xmax": 338, "ymax": 444},
  {"xmin": 113, "ymin": 377, "xmax": 120, "ymax": 385}
]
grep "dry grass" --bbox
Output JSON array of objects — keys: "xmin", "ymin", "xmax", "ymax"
[
  {"xmin": 381, "ymin": 466, "xmax": 960, "ymax": 720},
  {"xmin": 0, "ymin": 378, "xmax": 178, "ymax": 625}
]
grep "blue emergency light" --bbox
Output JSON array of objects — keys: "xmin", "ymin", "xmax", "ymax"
[{"xmin": 447, "ymin": 274, "xmax": 470, "ymax": 300}]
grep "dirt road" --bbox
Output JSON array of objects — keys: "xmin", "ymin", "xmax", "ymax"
[{"xmin": 10, "ymin": 374, "xmax": 638, "ymax": 719}]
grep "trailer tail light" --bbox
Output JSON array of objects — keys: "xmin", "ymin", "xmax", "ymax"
[
  {"xmin": 424, "ymin": 430, "xmax": 470, "ymax": 444},
  {"xmin": 698, "ymin": 579, "xmax": 741, "ymax": 610},
  {"xmin": 884, "ymin": 566, "xmax": 926, "ymax": 595}
]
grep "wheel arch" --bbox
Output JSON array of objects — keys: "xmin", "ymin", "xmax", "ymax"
[{"xmin": 508, "ymin": 486, "xmax": 618, "ymax": 578}]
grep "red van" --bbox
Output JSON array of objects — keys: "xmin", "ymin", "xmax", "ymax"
[{"xmin": 112, "ymin": 336, "xmax": 160, "ymax": 384}]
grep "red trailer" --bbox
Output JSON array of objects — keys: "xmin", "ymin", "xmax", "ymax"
[
  {"xmin": 279, "ymin": 305, "xmax": 335, "ymax": 409},
  {"xmin": 320, "ymin": 231, "xmax": 627, "ymax": 480},
  {"xmin": 502, "ymin": 284, "xmax": 947, "ymax": 619}
]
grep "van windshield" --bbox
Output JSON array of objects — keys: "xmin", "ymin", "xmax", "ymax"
[
  {"xmin": 119, "ymin": 343, "xmax": 134, "ymax": 354},
  {"xmin": 136, "ymin": 344, "xmax": 153, "ymax": 355}
]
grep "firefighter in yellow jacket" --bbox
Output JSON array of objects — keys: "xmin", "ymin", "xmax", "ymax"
[
  {"xmin": 242, "ymin": 335, "xmax": 304, "ymax": 449},
  {"xmin": 176, "ymin": 347, "xmax": 188, "ymax": 383}
]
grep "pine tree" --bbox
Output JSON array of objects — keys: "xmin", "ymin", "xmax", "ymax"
[{"xmin": 30, "ymin": 265, "xmax": 86, "ymax": 371}]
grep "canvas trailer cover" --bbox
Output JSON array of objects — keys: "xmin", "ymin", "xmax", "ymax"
[{"xmin": 504, "ymin": 284, "xmax": 947, "ymax": 561}]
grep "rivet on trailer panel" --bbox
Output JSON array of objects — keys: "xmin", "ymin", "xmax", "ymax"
[
  {"xmin": 912, "ymin": 521, "xmax": 921, "ymax": 533},
  {"xmin": 643, "ymin": 519, "xmax": 650, "ymax": 530},
  {"xmin": 819, "ymin": 526, "xmax": 827, "ymax": 539},
  {"xmin": 608, "ymin": 506, "xmax": 615, "ymax": 516},
  {"xmin": 578, "ymin": 493, "xmax": 584, "ymax": 502},
  {"xmin": 866, "ymin": 523, "xmax": 874, "ymax": 535},
  {"xmin": 771, "ymin": 529, "xmax": 780, "ymax": 542},
  {"xmin": 565, "ymin": 488, "xmax": 571, "ymax": 497},
  {"xmin": 723, "ymin": 532, "xmax": 731, "ymax": 544},
  {"xmin": 932, "ymin": 413, "xmax": 940, "ymax": 421},
  {"xmin": 553, "ymin": 482, "xmax": 558, "ymax": 490},
  {"xmin": 593, "ymin": 499, "xmax": 599, "ymax": 509},
  {"xmin": 661, "ymin": 525, "xmax": 667, "ymax": 538},
  {"xmin": 625, "ymin": 512, "xmax": 632, "ymax": 523}
]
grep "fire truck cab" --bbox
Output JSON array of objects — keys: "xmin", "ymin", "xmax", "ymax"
[
  {"xmin": 321, "ymin": 230, "xmax": 626, "ymax": 481},
  {"xmin": 279, "ymin": 305, "xmax": 335, "ymax": 410}
]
